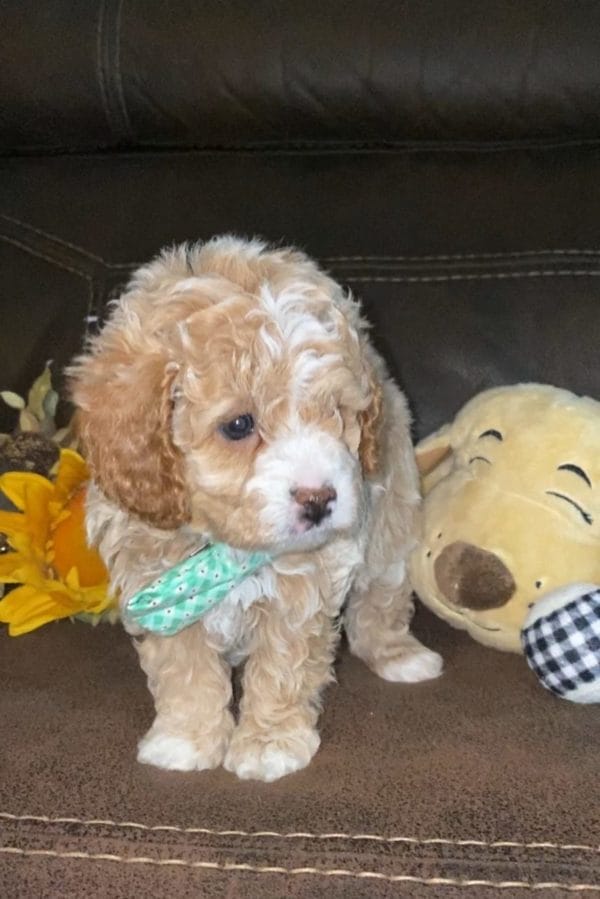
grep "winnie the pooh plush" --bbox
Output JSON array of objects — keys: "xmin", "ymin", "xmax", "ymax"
[{"xmin": 409, "ymin": 383, "xmax": 600, "ymax": 653}]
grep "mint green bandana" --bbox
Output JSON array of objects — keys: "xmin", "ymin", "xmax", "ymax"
[{"xmin": 123, "ymin": 544, "xmax": 271, "ymax": 636}]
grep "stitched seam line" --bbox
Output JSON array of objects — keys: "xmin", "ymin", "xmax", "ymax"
[
  {"xmin": 113, "ymin": 0, "xmax": 132, "ymax": 135},
  {"xmin": 0, "ymin": 213, "xmax": 107, "ymax": 263},
  {"xmin": 1, "ymin": 814, "xmax": 596, "ymax": 853},
  {"xmin": 345, "ymin": 270, "xmax": 600, "ymax": 284},
  {"xmin": 1, "ymin": 218, "xmax": 598, "ymax": 271},
  {"xmin": 324, "ymin": 249, "xmax": 600, "ymax": 263},
  {"xmin": 0, "ymin": 214, "xmax": 136, "ymax": 269},
  {"xmin": 95, "ymin": 0, "xmax": 132, "ymax": 141},
  {"xmin": 95, "ymin": 0, "xmax": 112, "ymax": 134},
  {"xmin": 0, "ymin": 230, "xmax": 95, "ymax": 337},
  {"xmin": 0, "ymin": 847, "xmax": 596, "ymax": 891},
  {"xmin": 0, "ymin": 234, "xmax": 92, "ymax": 279}
]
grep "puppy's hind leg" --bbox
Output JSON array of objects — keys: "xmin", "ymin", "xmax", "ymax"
[
  {"xmin": 136, "ymin": 624, "xmax": 234, "ymax": 771},
  {"xmin": 344, "ymin": 576, "xmax": 443, "ymax": 683}
]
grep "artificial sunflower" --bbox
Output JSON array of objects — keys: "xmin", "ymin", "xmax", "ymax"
[{"xmin": 0, "ymin": 448, "xmax": 117, "ymax": 635}]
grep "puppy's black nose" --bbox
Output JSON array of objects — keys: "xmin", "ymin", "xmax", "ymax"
[{"xmin": 293, "ymin": 486, "xmax": 337, "ymax": 526}]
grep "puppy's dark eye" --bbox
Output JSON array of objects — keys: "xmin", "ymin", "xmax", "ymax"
[{"xmin": 220, "ymin": 413, "xmax": 255, "ymax": 441}]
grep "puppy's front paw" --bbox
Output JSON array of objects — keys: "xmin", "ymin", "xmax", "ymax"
[
  {"xmin": 137, "ymin": 727, "xmax": 229, "ymax": 772},
  {"xmin": 224, "ymin": 726, "xmax": 320, "ymax": 782},
  {"xmin": 378, "ymin": 644, "xmax": 443, "ymax": 683}
]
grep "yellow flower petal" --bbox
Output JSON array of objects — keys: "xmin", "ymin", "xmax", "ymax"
[
  {"xmin": 20, "ymin": 479, "xmax": 53, "ymax": 550},
  {"xmin": 0, "ymin": 447, "xmax": 115, "ymax": 636},
  {"xmin": 48, "ymin": 583, "xmax": 114, "ymax": 618},
  {"xmin": 0, "ymin": 554, "xmax": 49, "ymax": 587},
  {"xmin": 8, "ymin": 615, "xmax": 58, "ymax": 637},
  {"xmin": 0, "ymin": 585, "xmax": 49, "ymax": 618},
  {"xmin": 50, "ymin": 488, "xmax": 107, "ymax": 586},
  {"xmin": 0, "ymin": 531, "xmax": 45, "ymax": 570},
  {"xmin": 0, "ymin": 584, "xmax": 75, "ymax": 635},
  {"xmin": 79, "ymin": 585, "xmax": 116, "ymax": 615},
  {"xmin": 0, "ymin": 471, "xmax": 53, "ymax": 513},
  {"xmin": 0, "ymin": 582, "xmax": 71, "ymax": 615},
  {"xmin": 64, "ymin": 566, "xmax": 81, "ymax": 590},
  {"xmin": 49, "ymin": 509, "xmax": 70, "ymax": 529},
  {"xmin": 0, "ymin": 509, "xmax": 30, "ymax": 539},
  {"xmin": 0, "ymin": 554, "xmax": 21, "ymax": 581},
  {"xmin": 0, "ymin": 478, "xmax": 53, "ymax": 553},
  {"xmin": 51, "ymin": 449, "xmax": 89, "ymax": 509}
]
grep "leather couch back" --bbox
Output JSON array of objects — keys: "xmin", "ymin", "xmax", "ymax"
[
  {"xmin": 4, "ymin": 0, "xmax": 600, "ymax": 154},
  {"xmin": 1, "ymin": 2, "xmax": 600, "ymax": 442}
]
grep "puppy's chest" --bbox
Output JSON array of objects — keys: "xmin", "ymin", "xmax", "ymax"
[
  {"xmin": 201, "ymin": 539, "xmax": 365, "ymax": 656},
  {"xmin": 201, "ymin": 565, "xmax": 277, "ymax": 654}
]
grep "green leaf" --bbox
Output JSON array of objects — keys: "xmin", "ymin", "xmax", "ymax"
[
  {"xmin": 27, "ymin": 364, "xmax": 53, "ymax": 421},
  {"xmin": 42, "ymin": 388, "xmax": 59, "ymax": 423},
  {"xmin": 0, "ymin": 391, "xmax": 25, "ymax": 410},
  {"xmin": 19, "ymin": 409, "xmax": 40, "ymax": 432}
]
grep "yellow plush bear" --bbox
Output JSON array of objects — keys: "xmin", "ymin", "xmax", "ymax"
[{"xmin": 409, "ymin": 384, "xmax": 600, "ymax": 652}]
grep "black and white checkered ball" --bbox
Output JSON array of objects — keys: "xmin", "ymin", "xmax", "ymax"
[{"xmin": 522, "ymin": 584, "xmax": 600, "ymax": 703}]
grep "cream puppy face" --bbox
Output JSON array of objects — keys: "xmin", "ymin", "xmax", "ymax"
[
  {"xmin": 171, "ymin": 279, "xmax": 371, "ymax": 552},
  {"xmin": 71, "ymin": 239, "xmax": 381, "ymax": 553}
]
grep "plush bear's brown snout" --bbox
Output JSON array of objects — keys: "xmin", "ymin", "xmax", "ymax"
[{"xmin": 434, "ymin": 541, "xmax": 516, "ymax": 610}]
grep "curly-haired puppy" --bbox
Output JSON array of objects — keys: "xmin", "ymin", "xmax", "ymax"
[{"xmin": 69, "ymin": 237, "xmax": 442, "ymax": 781}]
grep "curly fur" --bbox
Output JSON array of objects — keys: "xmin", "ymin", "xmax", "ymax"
[{"xmin": 69, "ymin": 236, "xmax": 442, "ymax": 782}]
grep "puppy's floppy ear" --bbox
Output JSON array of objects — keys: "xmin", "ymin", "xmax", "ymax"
[
  {"xmin": 358, "ymin": 369, "xmax": 384, "ymax": 476},
  {"xmin": 69, "ymin": 341, "xmax": 190, "ymax": 530}
]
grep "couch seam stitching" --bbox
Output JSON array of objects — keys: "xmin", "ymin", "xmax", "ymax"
[
  {"xmin": 2, "ymin": 216, "xmax": 599, "ymax": 271},
  {"xmin": 0, "ymin": 234, "xmax": 93, "ymax": 279},
  {"xmin": 345, "ymin": 270, "xmax": 600, "ymax": 284},
  {"xmin": 0, "ymin": 214, "xmax": 136, "ymax": 270},
  {"xmin": 324, "ymin": 250, "xmax": 600, "ymax": 263},
  {"xmin": 0, "ymin": 231, "xmax": 95, "ymax": 337},
  {"xmin": 113, "ymin": 0, "xmax": 132, "ymax": 136},
  {"xmin": 95, "ymin": 0, "xmax": 113, "ymax": 136},
  {"xmin": 95, "ymin": 0, "xmax": 132, "ymax": 141},
  {"xmin": 0, "ymin": 213, "xmax": 108, "ymax": 263},
  {"xmin": 0, "ymin": 814, "xmax": 596, "ymax": 853},
  {"xmin": 0, "ymin": 847, "xmax": 597, "ymax": 891}
]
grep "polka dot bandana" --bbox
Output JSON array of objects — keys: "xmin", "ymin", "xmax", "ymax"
[{"xmin": 123, "ymin": 544, "xmax": 271, "ymax": 636}]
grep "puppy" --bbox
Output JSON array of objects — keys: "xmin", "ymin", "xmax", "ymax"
[{"xmin": 69, "ymin": 236, "xmax": 442, "ymax": 781}]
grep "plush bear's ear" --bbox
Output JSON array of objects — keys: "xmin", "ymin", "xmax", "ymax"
[{"xmin": 415, "ymin": 424, "xmax": 453, "ymax": 492}]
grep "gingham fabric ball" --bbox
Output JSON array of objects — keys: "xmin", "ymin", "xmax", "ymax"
[{"xmin": 522, "ymin": 584, "xmax": 600, "ymax": 703}]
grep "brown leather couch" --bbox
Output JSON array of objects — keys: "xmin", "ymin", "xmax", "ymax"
[{"xmin": 1, "ymin": 2, "xmax": 599, "ymax": 896}]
